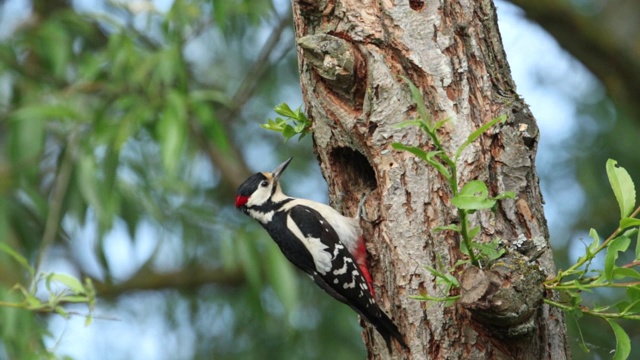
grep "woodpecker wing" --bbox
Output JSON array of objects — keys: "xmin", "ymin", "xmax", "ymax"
[{"xmin": 287, "ymin": 205, "xmax": 407, "ymax": 350}]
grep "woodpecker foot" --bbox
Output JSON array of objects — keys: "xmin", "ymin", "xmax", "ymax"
[{"xmin": 356, "ymin": 190, "xmax": 375, "ymax": 223}]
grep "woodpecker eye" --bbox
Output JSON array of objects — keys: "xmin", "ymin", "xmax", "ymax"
[{"xmin": 260, "ymin": 180, "xmax": 269, "ymax": 187}]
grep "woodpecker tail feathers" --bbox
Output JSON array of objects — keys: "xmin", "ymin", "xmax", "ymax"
[{"xmin": 366, "ymin": 306, "xmax": 409, "ymax": 352}]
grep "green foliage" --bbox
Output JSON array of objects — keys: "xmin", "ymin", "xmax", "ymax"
[
  {"xmin": 544, "ymin": 159, "xmax": 640, "ymax": 359},
  {"xmin": 0, "ymin": 242, "xmax": 95, "ymax": 321},
  {"xmin": 607, "ymin": 159, "xmax": 636, "ymax": 218},
  {"xmin": 393, "ymin": 77, "xmax": 510, "ymax": 269},
  {"xmin": 395, "ymin": 80, "xmax": 640, "ymax": 358},
  {"xmin": 410, "ymin": 258, "xmax": 460, "ymax": 306},
  {"xmin": 608, "ymin": 319, "xmax": 631, "ymax": 360},
  {"xmin": 392, "ymin": 79, "xmax": 513, "ymax": 328},
  {"xmin": 261, "ymin": 103, "xmax": 312, "ymax": 142},
  {"xmin": 0, "ymin": 0, "xmax": 365, "ymax": 359},
  {"xmin": 451, "ymin": 180, "xmax": 514, "ymax": 210}
]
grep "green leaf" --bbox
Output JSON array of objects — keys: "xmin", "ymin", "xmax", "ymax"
[
  {"xmin": 54, "ymin": 306, "xmax": 70, "ymax": 319},
  {"xmin": 157, "ymin": 90, "xmax": 187, "ymax": 176},
  {"xmin": 391, "ymin": 143, "xmax": 426, "ymax": 159},
  {"xmin": 24, "ymin": 292, "xmax": 42, "ymax": 308},
  {"xmin": 472, "ymin": 241, "xmax": 505, "ymax": 261},
  {"xmin": 612, "ymin": 267, "xmax": 640, "ymax": 280},
  {"xmin": 394, "ymin": 119, "xmax": 427, "ymax": 131},
  {"xmin": 619, "ymin": 217, "xmax": 640, "ymax": 230},
  {"xmin": 37, "ymin": 21, "xmax": 70, "ymax": 77},
  {"xmin": 424, "ymin": 265, "xmax": 458, "ymax": 287},
  {"xmin": 628, "ymin": 287, "xmax": 640, "ymax": 302},
  {"xmin": 451, "ymin": 180, "xmax": 496, "ymax": 210},
  {"xmin": 220, "ymin": 235, "xmax": 237, "ymax": 271},
  {"xmin": 409, "ymin": 294, "xmax": 460, "ymax": 303},
  {"xmin": 11, "ymin": 103, "xmax": 81, "ymax": 123},
  {"xmin": 191, "ymin": 100, "xmax": 229, "ymax": 152},
  {"xmin": 8, "ymin": 111, "xmax": 46, "ymax": 163},
  {"xmin": 282, "ymin": 124, "xmax": 296, "ymax": 141},
  {"xmin": 236, "ymin": 239, "xmax": 261, "ymax": 290},
  {"xmin": 265, "ymin": 242, "xmax": 298, "ymax": 313},
  {"xmin": 637, "ymin": 227, "xmax": 640, "ymax": 261},
  {"xmin": 189, "ymin": 89, "xmax": 229, "ymax": 104},
  {"xmin": 588, "ymin": 228, "xmax": 600, "ymax": 255},
  {"xmin": 454, "ymin": 114, "xmax": 507, "ymax": 161},
  {"xmin": 493, "ymin": 191, "xmax": 515, "ymax": 200},
  {"xmin": 47, "ymin": 273, "xmax": 86, "ymax": 294},
  {"xmin": 155, "ymin": 48, "xmax": 180, "ymax": 86},
  {"xmin": 77, "ymin": 154, "xmax": 108, "ymax": 228},
  {"xmin": 571, "ymin": 279, "xmax": 592, "ymax": 292},
  {"xmin": 605, "ymin": 236, "xmax": 631, "ymax": 281},
  {"xmin": 433, "ymin": 119, "xmax": 449, "ymax": 131},
  {"xmin": 0, "ymin": 242, "xmax": 34, "ymax": 279},
  {"xmin": 467, "ymin": 226, "xmax": 481, "ymax": 240},
  {"xmin": 425, "ymin": 151, "xmax": 452, "ymax": 179},
  {"xmin": 606, "ymin": 159, "xmax": 636, "ymax": 218},
  {"xmin": 274, "ymin": 103, "xmax": 297, "ymax": 119},
  {"xmin": 460, "ymin": 238, "xmax": 470, "ymax": 256},
  {"xmin": 391, "ymin": 144, "xmax": 452, "ymax": 179},
  {"xmin": 59, "ymin": 295, "xmax": 91, "ymax": 303},
  {"xmin": 433, "ymin": 224, "xmax": 460, "ymax": 233},
  {"xmin": 620, "ymin": 298, "xmax": 640, "ymax": 316},
  {"xmin": 261, "ymin": 103, "xmax": 310, "ymax": 141},
  {"xmin": 607, "ymin": 319, "xmax": 631, "ymax": 360},
  {"xmin": 260, "ymin": 123, "xmax": 279, "ymax": 132},
  {"xmin": 401, "ymin": 76, "xmax": 431, "ymax": 125}
]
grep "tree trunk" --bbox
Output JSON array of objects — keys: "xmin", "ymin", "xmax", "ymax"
[{"xmin": 291, "ymin": 0, "xmax": 570, "ymax": 359}]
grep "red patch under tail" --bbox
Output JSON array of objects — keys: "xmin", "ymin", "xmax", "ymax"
[{"xmin": 354, "ymin": 236, "xmax": 376, "ymax": 298}]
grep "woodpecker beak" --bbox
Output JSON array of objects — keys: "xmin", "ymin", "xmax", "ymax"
[{"xmin": 272, "ymin": 157, "xmax": 292, "ymax": 182}]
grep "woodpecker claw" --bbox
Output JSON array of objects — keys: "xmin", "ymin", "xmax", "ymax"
[{"xmin": 356, "ymin": 190, "xmax": 375, "ymax": 223}]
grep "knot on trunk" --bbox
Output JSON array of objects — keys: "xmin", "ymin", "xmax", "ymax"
[
  {"xmin": 459, "ymin": 253, "xmax": 544, "ymax": 337},
  {"xmin": 297, "ymin": 34, "xmax": 365, "ymax": 107}
]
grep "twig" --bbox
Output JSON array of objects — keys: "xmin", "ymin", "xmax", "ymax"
[
  {"xmin": 218, "ymin": 10, "xmax": 293, "ymax": 125},
  {"xmin": 35, "ymin": 131, "xmax": 79, "ymax": 275}
]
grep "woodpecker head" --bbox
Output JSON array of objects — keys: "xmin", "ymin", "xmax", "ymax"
[{"xmin": 235, "ymin": 158, "xmax": 292, "ymax": 213}]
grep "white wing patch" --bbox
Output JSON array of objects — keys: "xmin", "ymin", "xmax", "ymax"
[
  {"xmin": 286, "ymin": 214, "xmax": 332, "ymax": 275},
  {"xmin": 332, "ymin": 261, "xmax": 348, "ymax": 276},
  {"xmin": 282, "ymin": 199, "xmax": 360, "ymax": 253},
  {"xmin": 343, "ymin": 273, "xmax": 357, "ymax": 289}
]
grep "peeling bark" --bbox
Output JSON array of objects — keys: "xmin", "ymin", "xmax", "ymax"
[{"xmin": 290, "ymin": 0, "xmax": 570, "ymax": 358}]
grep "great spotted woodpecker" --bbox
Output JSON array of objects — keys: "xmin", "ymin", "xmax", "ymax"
[{"xmin": 235, "ymin": 158, "xmax": 407, "ymax": 351}]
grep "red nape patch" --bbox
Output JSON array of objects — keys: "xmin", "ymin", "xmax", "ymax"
[{"xmin": 235, "ymin": 195, "xmax": 249, "ymax": 208}]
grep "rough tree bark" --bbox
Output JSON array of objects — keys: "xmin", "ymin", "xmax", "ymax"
[{"xmin": 290, "ymin": 0, "xmax": 570, "ymax": 359}]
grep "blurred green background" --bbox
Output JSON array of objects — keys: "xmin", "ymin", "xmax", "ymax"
[{"xmin": 0, "ymin": 0, "xmax": 638, "ymax": 359}]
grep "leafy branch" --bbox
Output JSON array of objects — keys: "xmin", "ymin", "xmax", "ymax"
[
  {"xmin": 410, "ymin": 257, "xmax": 461, "ymax": 305},
  {"xmin": 261, "ymin": 103, "xmax": 311, "ymax": 142},
  {"xmin": 394, "ymin": 78, "xmax": 639, "ymax": 359},
  {"xmin": 0, "ymin": 242, "xmax": 96, "ymax": 323},
  {"xmin": 541, "ymin": 159, "xmax": 639, "ymax": 359},
  {"xmin": 392, "ymin": 77, "xmax": 511, "ymax": 269}
]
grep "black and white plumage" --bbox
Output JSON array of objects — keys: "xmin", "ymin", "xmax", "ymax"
[{"xmin": 235, "ymin": 158, "xmax": 407, "ymax": 351}]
